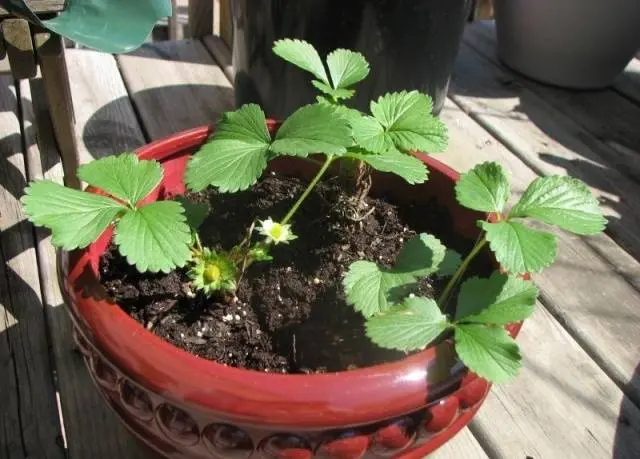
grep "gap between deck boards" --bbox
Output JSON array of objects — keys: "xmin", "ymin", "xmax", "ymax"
[{"xmin": 0, "ymin": 74, "xmax": 67, "ymax": 458}]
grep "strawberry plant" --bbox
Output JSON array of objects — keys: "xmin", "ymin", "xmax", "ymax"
[
  {"xmin": 343, "ymin": 161, "xmax": 606, "ymax": 383},
  {"xmin": 23, "ymin": 39, "xmax": 447, "ymax": 294},
  {"xmin": 21, "ymin": 39, "xmax": 606, "ymax": 385}
]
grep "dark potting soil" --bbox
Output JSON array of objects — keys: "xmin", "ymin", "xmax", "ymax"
[{"xmin": 99, "ymin": 173, "xmax": 478, "ymax": 374}]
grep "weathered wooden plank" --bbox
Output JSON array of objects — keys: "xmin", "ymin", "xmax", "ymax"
[
  {"xmin": 20, "ymin": 70, "xmax": 151, "ymax": 458},
  {"xmin": 168, "ymin": 0, "xmax": 178, "ymax": 40},
  {"xmin": 465, "ymin": 21, "xmax": 640, "ymax": 185},
  {"xmin": 0, "ymin": 0, "xmax": 65, "ymax": 16},
  {"xmin": 0, "ymin": 75, "xmax": 64, "ymax": 458},
  {"xmin": 430, "ymin": 428, "xmax": 489, "ymax": 459},
  {"xmin": 65, "ymin": 49, "xmax": 146, "ymax": 164},
  {"xmin": 188, "ymin": 0, "xmax": 213, "ymax": 38},
  {"xmin": 202, "ymin": 34, "xmax": 234, "ymax": 82},
  {"xmin": 35, "ymin": 32, "xmax": 79, "ymax": 188},
  {"xmin": 116, "ymin": 39, "xmax": 234, "ymax": 140},
  {"xmin": 212, "ymin": 0, "xmax": 221, "ymax": 36},
  {"xmin": 440, "ymin": 97, "xmax": 640, "ymax": 405},
  {"xmin": 2, "ymin": 18, "xmax": 37, "ymax": 79},
  {"xmin": 449, "ymin": 41, "xmax": 640, "ymax": 269},
  {"xmin": 219, "ymin": 0, "xmax": 232, "ymax": 48}
]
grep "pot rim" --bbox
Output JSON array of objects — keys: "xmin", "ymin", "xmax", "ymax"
[{"xmin": 58, "ymin": 125, "xmax": 518, "ymax": 428}]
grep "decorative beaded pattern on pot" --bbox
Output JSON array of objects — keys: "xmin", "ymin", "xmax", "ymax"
[{"xmin": 72, "ymin": 326, "xmax": 489, "ymax": 459}]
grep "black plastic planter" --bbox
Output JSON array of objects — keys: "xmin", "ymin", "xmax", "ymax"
[{"xmin": 230, "ymin": 0, "xmax": 471, "ymax": 119}]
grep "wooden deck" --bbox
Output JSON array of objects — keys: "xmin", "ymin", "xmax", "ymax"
[{"xmin": 2, "ymin": 20, "xmax": 640, "ymax": 458}]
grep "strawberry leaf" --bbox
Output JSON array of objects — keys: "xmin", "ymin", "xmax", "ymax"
[
  {"xmin": 311, "ymin": 80, "xmax": 355, "ymax": 101},
  {"xmin": 344, "ymin": 233, "xmax": 445, "ymax": 317},
  {"xmin": 436, "ymin": 249, "xmax": 462, "ymax": 279},
  {"xmin": 454, "ymin": 324, "xmax": 522, "ymax": 384},
  {"xmin": 343, "ymin": 261, "xmax": 416, "ymax": 318},
  {"xmin": 510, "ymin": 176, "xmax": 606, "ymax": 236},
  {"xmin": 395, "ymin": 233, "xmax": 446, "ymax": 277},
  {"xmin": 185, "ymin": 104, "xmax": 271, "ymax": 192},
  {"xmin": 456, "ymin": 274, "xmax": 503, "ymax": 321},
  {"xmin": 77, "ymin": 153, "xmax": 163, "ymax": 206},
  {"xmin": 346, "ymin": 149, "xmax": 428, "ymax": 185},
  {"xmin": 22, "ymin": 180, "xmax": 126, "ymax": 250},
  {"xmin": 316, "ymin": 96, "xmax": 363, "ymax": 124},
  {"xmin": 366, "ymin": 297, "xmax": 450, "ymax": 351},
  {"xmin": 273, "ymin": 39, "xmax": 329, "ymax": 84},
  {"xmin": 455, "ymin": 162, "xmax": 511, "ymax": 213},
  {"xmin": 115, "ymin": 201, "xmax": 191, "ymax": 273},
  {"xmin": 351, "ymin": 116, "xmax": 393, "ymax": 154},
  {"xmin": 456, "ymin": 273, "xmax": 538, "ymax": 324},
  {"xmin": 481, "ymin": 221, "xmax": 557, "ymax": 275},
  {"xmin": 213, "ymin": 103, "xmax": 271, "ymax": 143},
  {"xmin": 370, "ymin": 91, "xmax": 448, "ymax": 153},
  {"xmin": 271, "ymin": 104, "xmax": 353, "ymax": 156},
  {"xmin": 326, "ymin": 49, "xmax": 370, "ymax": 89},
  {"xmin": 187, "ymin": 139, "xmax": 269, "ymax": 193}
]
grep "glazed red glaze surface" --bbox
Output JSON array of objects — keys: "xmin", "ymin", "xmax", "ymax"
[{"xmin": 58, "ymin": 126, "xmax": 522, "ymax": 458}]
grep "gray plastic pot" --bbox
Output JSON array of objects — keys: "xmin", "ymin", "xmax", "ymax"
[{"xmin": 494, "ymin": 0, "xmax": 640, "ymax": 89}]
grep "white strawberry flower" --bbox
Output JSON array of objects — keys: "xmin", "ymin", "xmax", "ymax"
[{"xmin": 258, "ymin": 217, "xmax": 297, "ymax": 245}]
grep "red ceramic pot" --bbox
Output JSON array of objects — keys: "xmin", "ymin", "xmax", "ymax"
[{"xmin": 58, "ymin": 125, "xmax": 521, "ymax": 459}]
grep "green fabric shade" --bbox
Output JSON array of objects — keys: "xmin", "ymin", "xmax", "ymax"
[{"xmin": 0, "ymin": 0, "xmax": 172, "ymax": 53}]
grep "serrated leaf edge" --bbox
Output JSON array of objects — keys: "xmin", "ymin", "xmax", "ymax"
[
  {"xmin": 455, "ymin": 161, "xmax": 510, "ymax": 213},
  {"xmin": 273, "ymin": 38, "xmax": 329, "ymax": 84},
  {"xmin": 454, "ymin": 324, "xmax": 522, "ymax": 384},
  {"xmin": 326, "ymin": 48, "xmax": 370, "ymax": 89},
  {"xmin": 113, "ymin": 201, "xmax": 192, "ymax": 274},
  {"xmin": 481, "ymin": 220, "xmax": 558, "ymax": 275}
]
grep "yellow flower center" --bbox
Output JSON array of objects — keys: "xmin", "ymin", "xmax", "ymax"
[
  {"xmin": 270, "ymin": 224, "xmax": 284, "ymax": 240},
  {"xmin": 203, "ymin": 263, "xmax": 222, "ymax": 283}
]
